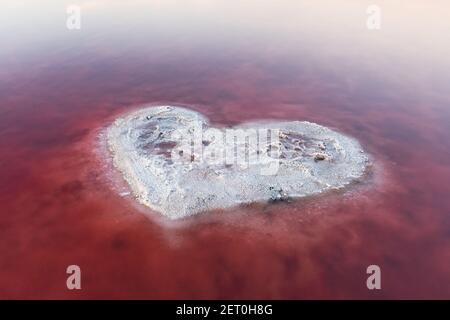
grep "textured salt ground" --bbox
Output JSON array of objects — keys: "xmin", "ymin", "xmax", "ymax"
[{"xmin": 107, "ymin": 106, "xmax": 370, "ymax": 219}]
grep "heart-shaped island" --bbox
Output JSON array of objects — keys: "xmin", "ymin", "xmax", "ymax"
[{"xmin": 107, "ymin": 106, "xmax": 369, "ymax": 219}]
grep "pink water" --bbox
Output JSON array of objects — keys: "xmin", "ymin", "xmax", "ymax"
[{"xmin": 0, "ymin": 1, "xmax": 449, "ymax": 299}]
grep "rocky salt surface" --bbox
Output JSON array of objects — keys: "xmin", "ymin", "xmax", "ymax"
[{"xmin": 107, "ymin": 106, "xmax": 370, "ymax": 219}]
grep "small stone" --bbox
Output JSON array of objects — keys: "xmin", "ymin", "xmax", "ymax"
[
  {"xmin": 269, "ymin": 187, "xmax": 290, "ymax": 203},
  {"xmin": 279, "ymin": 132, "xmax": 288, "ymax": 139},
  {"xmin": 314, "ymin": 153, "xmax": 326, "ymax": 162}
]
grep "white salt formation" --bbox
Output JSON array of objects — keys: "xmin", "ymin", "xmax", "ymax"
[{"xmin": 107, "ymin": 106, "xmax": 369, "ymax": 219}]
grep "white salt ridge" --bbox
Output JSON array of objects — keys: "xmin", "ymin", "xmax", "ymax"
[{"xmin": 107, "ymin": 105, "xmax": 369, "ymax": 219}]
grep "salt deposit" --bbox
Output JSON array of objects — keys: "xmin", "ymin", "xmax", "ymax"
[{"xmin": 107, "ymin": 105, "xmax": 369, "ymax": 219}]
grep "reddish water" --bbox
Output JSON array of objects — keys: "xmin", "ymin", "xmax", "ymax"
[{"xmin": 1, "ymin": 1, "xmax": 450, "ymax": 299}]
